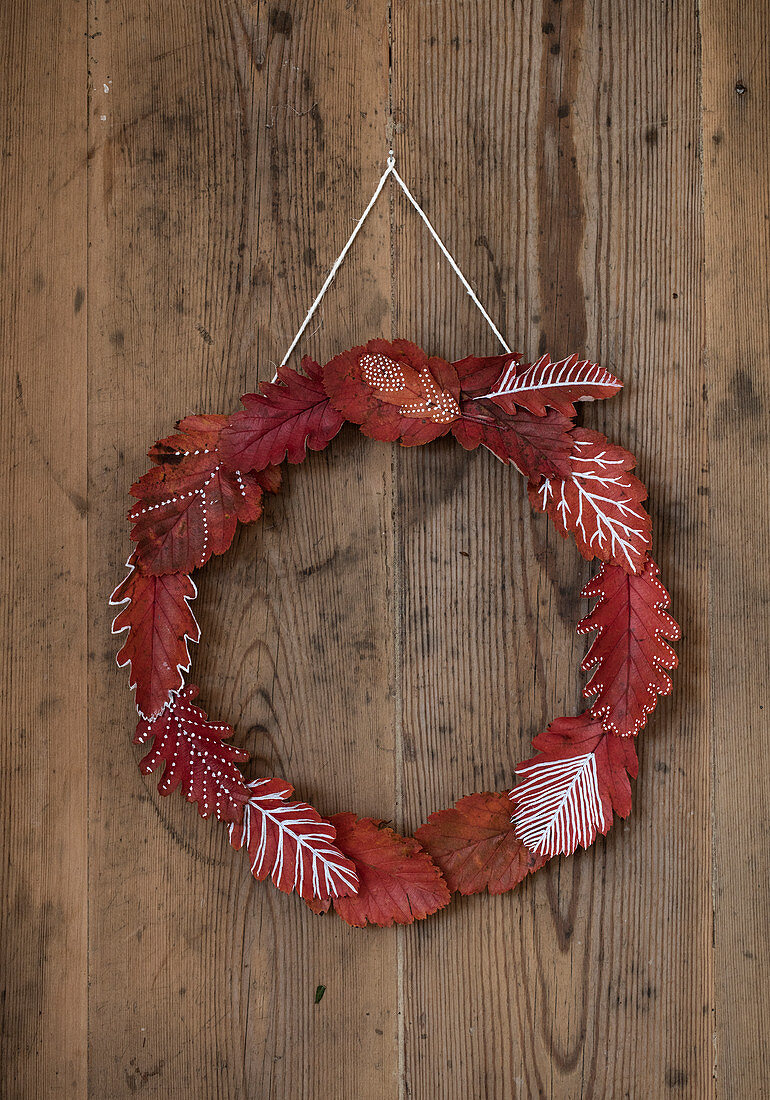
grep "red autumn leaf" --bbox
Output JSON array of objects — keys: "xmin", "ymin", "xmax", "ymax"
[
  {"xmin": 578, "ymin": 557, "xmax": 680, "ymax": 736},
  {"xmin": 134, "ymin": 685, "xmax": 250, "ymax": 822},
  {"xmin": 414, "ymin": 791, "xmax": 547, "ymax": 895},
  {"xmin": 322, "ymin": 339, "xmax": 461, "ymax": 446},
  {"xmin": 482, "ymin": 352, "xmax": 622, "ymax": 417},
  {"xmin": 110, "ymin": 553, "xmax": 200, "ymax": 719},
  {"xmin": 452, "ymin": 401, "xmax": 574, "ymax": 478},
  {"xmin": 219, "ymin": 357, "xmax": 345, "ymax": 473},
  {"xmin": 528, "ymin": 428, "xmax": 651, "ymax": 573},
  {"xmin": 307, "ymin": 814, "xmax": 451, "ymax": 926},
  {"xmin": 129, "ymin": 414, "xmax": 281, "ymax": 575},
  {"xmin": 452, "ymin": 351, "xmax": 522, "ymax": 397},
  {"xmin": 510, "ymin": 713, "xmax": 638, "ymax": 859},
  {"xmin": 228, "ymin": 778, "xmax": 359, "ymax": 901}
]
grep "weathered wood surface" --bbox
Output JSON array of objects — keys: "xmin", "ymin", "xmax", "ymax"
[{"xmin": 0, "ymin": 0, "xmax": 767, "ymax": 1095}]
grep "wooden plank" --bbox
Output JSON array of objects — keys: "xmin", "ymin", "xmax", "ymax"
[
  {"xmin": 392, "ymin": 1, "xmax": 711, "ymax": 1095},
  {"xmin": 0, "ymin": 0, "xmax": 88, "ymax": 1095},
  {"xmin": 86, "ymin": 1, "xmax": 397, "ymax": 1095},
  {"xmin": 702, "ymin": 1, "xmax": 770, "ymax": 1093}
]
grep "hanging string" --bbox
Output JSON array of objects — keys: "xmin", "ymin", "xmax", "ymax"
[{"xmin": 274, "ymin": 151, "xmax": 511, "ymax": 380}]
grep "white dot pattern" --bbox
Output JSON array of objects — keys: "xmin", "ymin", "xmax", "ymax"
[
  {"xmin": 139, "ymin": 688, "xmax": 246, "ymax": 820},
  {"xmin": 360, "ymin": 353, "xmax": 460, "ymax": 424}
]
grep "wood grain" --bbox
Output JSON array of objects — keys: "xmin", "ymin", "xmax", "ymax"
[
  {"xmin": 86, "ymin": 1, "xmax": 398, "ymax": 1096},
  {"xmin": 0, "ymin": 0, "xmax": 88, "ymax": 1095},
  {"xmin": 392, "ymin": 2, "xmax": 710, "ymax": 1095},
  {"xmin": 1, "ymin": 0, "xmax": 768, "ymax": 1096},
  {"xmin": 703, "ymin": 1, "xmax": 770, "ymax": 1092}
]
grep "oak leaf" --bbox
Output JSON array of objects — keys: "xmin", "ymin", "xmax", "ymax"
[
  {"xmin": 578, "ymin": 557, "xmax": 680, "ymax": 736},
  {"xmin": 110, "ymin": 554, "xmax": 200, "ymax": 719},
  {"xmin": 134, "ymin": 685, "xmax": 250, "ymax": 822}
]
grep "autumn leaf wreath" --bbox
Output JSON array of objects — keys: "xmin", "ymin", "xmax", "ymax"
[{"xmin": 112, "ymin": 339, "xmax": 679, "ymax": 927}]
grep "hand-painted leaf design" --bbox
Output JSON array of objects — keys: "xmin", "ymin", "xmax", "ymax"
[
  {"xmin": 134, "ymin": 686, "xmax": 250, "ymax": 822},
  {"xmin": 482, "ymin": 352, "xmax": 622, "ymax": 417},
  {"xmin": 528, "ymin": 429, "xmax": 651, "ymax": 573},
  {"xmin": 510, "ymin": 713, "xmax": 638, "ymax": 858},
  {"xmin": 578, "ymin": 557, "xmax": 680, "ymax": 736},
  {"xmin": 229, "ymin": 778, "xmax": 359, "ymax": 901},
  {"xmin": 110, "ymin": 554, "xmax": 200, "ymax": 719}
]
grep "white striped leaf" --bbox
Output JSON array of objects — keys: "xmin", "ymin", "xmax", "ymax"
[
  {"xmin": 481, "ymin": 353, "xmax": 622, "ymax": 417},
  {"xmin": 229, "ymin": 778, "xmax": 359, "ymax": 901},
  {"xmin": 510, "ymin": 751, "xmax": 607, "ymax": 858}
]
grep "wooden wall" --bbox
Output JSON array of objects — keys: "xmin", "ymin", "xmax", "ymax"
[{"xmin": 1, "ymin": 0, "xmax": 768, "ymax": 1095}]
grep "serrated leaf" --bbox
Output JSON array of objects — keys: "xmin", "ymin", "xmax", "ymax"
[
  {"xmin": 229, "ymin": 778, "xmax": 359, "ymax": 901},
  {"xmin": 110, "ymin": 553, "xmax": 200, "ymax": 719},
  {"xmin": 452, "ymin": 401, "xmax": 574, "ymax": 477},
  {"xmin": 307, "ymin": 813, "xmax": 451, "ymax": 926},
  {"xmin": 528, "ymin": 428, "xmax": 651, "ymax": 573},
  {"xmin": 482, "ymin": 352, "xmax": 622, "ymax": 416},
  {"xmin": 219, "ymin": 357, "xmax": 345, "ymax": 472},
  {"xmin": 415, "ymin": 791, "xmax": 546, "ymax": 895},
  {"xmin": 578, "ymin": 557, "xmax": 680, "ymax": 736}
]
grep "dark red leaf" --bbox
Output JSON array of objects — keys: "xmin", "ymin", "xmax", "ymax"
[
  {"xmin": 415, "ymin": 791, "xmax": 547, "ymax": 895},
  {"xmin": 308, "ymin": 813, "xmax": 450, "ymax": 926},
  {"xmin": 229, "ymin": 778, "xmax": 359, "ymax": 901},
  {"xmin": 134, "ymin": 685, "xmax": 250, "ymax": 822},
  {"xmin": 219, "ymin": 357, "xmax": 345, "ymax": 472},
  {"xmin": 483, "ymin": 352, "xmax": 622, "ymax": 417},
  {"xmin": 528, "ymin": 428, "xmax": 651, "ymax": 573},
  {"xmin": 110, "ymin": 553, "xmax": 200, "ymax": 719},
  {"xmin": 578, "ymin": 557, "xmax": 680, "ymax": 736},
  {"xmin": 452, "ymin": 401, "xmax": 574, "ymax": 478},
  {"xmin": 322, "ymin": 339, "xmax": 461, "ymax": 446},
  {"xmin": 452, "ymin": 352, "xmax": 522, "ymax": 397},
  {"xmin": 129, "ymin": 414, "xmax": 280, "ymax": 575}
]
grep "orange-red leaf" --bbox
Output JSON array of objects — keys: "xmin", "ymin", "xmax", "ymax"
[
  {"xmin": 415, "ymin": 791, "xmax": 546, "ymax": 895},
  {"xmin": 134, "ymin": 686, "xmax": 250, "ymax": 822},
  {"xmin": 308, "ymin": 813, "xmax": 451, "ymax": 926},
  {"xmin": 219, "ymin": 357, "xmax": 344, "ymax": 472},
  {"xmin": 578, "ymin": 557, "xmax": 680, "ymax": 736},
  {"xmin": 110, "ymin": 553, "xmax": 199, "ymax": 719},
  {"xmin": 129, "ymin": 414, "xmax": 280, "ymax": 575},
  {"xmin": 528, "ymin": 428, "xmax": 651, "ymax": 573}
]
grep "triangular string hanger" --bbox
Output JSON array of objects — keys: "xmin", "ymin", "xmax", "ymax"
[{"xmin": 274, "ymin": 150, "xmax": 511, "ymax": 380}]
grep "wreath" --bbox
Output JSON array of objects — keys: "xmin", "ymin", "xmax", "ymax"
[{"xmin": 111, "ymin": 338, "xmax": 680, "ymax": 927}]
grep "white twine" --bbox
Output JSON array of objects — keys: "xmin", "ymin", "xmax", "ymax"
[{"xmin": 273, "ymin": 151, "xmax": 511, "ymax": 380}]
